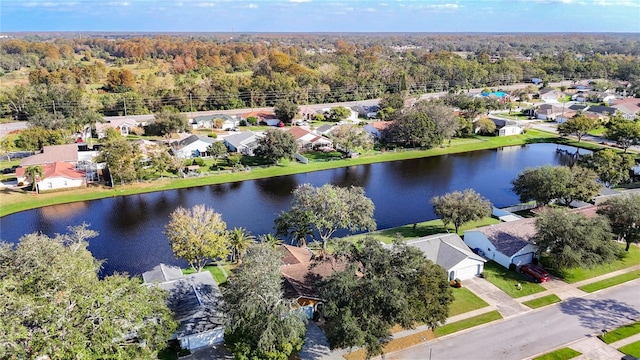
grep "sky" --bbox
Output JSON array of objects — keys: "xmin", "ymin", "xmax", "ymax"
[{"xmin": 1, "ymin": 0, "xmax": 639, "ymax": 33}]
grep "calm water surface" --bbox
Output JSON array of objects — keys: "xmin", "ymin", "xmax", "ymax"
[{"xmin": 0, "ymin": 143, "xmax": 584, "ymax": 275}]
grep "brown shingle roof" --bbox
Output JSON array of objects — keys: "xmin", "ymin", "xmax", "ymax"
[
  {"xmin": 20, "ymin": 144, "xmax": 79, "ymax": 166},
  {"xmin": 279, "ymin": 245, "xmax": 344, "ymax": 300}
]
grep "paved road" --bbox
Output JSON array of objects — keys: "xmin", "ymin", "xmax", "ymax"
[
  {"xmin": 0, "ymin": 121, "xmax": 28, "ymax": 137},
  {"xmin": 386, "ymin": 279, "xmax": 640, "ymax": 360}
]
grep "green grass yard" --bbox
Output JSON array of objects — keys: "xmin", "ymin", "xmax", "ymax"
[
  {"xmin": 449, "ymin": 287, "xmax": 490, "ymax": 316},
  {"xmin": 433, "ymin": 310, "xmax": 502, "ymax": 337},
  {"xmin": 578, "ymin": 270, "xmax": 640, "ymax": 293},
  {"xmin": 548, "ymin": 245, "xmax": 640, "ymax": 283},
  {"xmin": 598, "ymin": 321, "xmax": 640, "ymax": 344},
  {"xmin": 482, "ymin": 261, "xmax": 546, "ymax": 298},
  {"xmin": 619, "ymin": 340, "xmax": 640, "ymax": 358},
  {"xmin": 533, "ymin": 348, "xmax": 581, "ymax": 360},
  {"xmin": 523, "ymin": 294, "xmax": 561, "ymax": 309},
  {"xmin": 182, "ymin": 263, "xmax": 232, "ymax": 285}
]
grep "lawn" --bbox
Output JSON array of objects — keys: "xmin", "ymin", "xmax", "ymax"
[
  {"xmin": 523, "ymin": 294, "xmax": 561, "ymax": 309},
  {"xmin": 533, "ymin": 347, "xmax": 581, "ymax": 360},
  {"xmin": 619, "ymin": 340, "xmax": 640, "ymax": 358},
  {"xmin": 588, "ymin": 126, "xmax": 607, "ymax": 136},
  {"xmin": 481, "ymin": 261, "xmax": 546, "ymax": 298},
  {"xmin": 578, "ymin": 270, "xmax": 640, "ymax": 293},
  {"xmin": 182, "ymin": 263, "xmax": 233, "ymax": 285},
  {"xmin": 449, "ymin": 287, "xmax": 490, "ymax": 316},
  {"xmin": 598, "ymin": 321, "xmax": 640, "ymax": 344},
  {"xmin": 549, "ymin": 244, "xmax": 640, "ymax": 283},
  {"xmin": 342, "ymin": 217, "xmax": 500, "ymax": 243},
  {"xmin": 433, "ymin": 310, "xmax": 502, "ymax": 337}
]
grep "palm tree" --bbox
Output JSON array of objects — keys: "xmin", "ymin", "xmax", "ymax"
[
  {"xmin": 228, "ymin": 227, "xmax": 255, "ymax": 264},
  {"xmin": 258, "ymin": 233, "xmax": 282, "ymax": 249},
  {"xmin": 25, "ymin": 165, "xmax": 43, "ymax": 193}
]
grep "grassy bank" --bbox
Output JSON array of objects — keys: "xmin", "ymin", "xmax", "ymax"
[
  {"xmin": 578, "ymin": 270, "xmax": 640, "ymax": 293},
  {"xmin": 533, "ymin": 348, "xmax": 581, "ymax": 360},
  {"xmin": 523, "ymin": 294, "xmax": 561, "ymax": 309},
  {"xmin": 598, "ymin": 321, "xmax": 640, "ymax": 344},
  {"xmin": 1, "ymin": 129, "xmax": 567, "ymax": 217}
]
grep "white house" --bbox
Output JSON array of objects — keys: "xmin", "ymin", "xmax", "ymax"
[
  {"xmin": 463, "ymin": 218, "xmax": 539, "ymax": 269},
  {"xmin": 535, "ymin": 104, "xmax": 565, "ymax": 120},
  {"xmin": 16, "ymin": 161, "xmax": 86, "ymax": 192},
  {"xmin": 191, "ymin": 114, "xmax": 239, "ymax": 130},
  {"xmin": 406, "ymin": 234, "xmax": 486, "ymax": 281},
  {"xmin": 222, "ymin": 131, "xmax": 261, "ymax": 155},
  {"xmin": 170, "ymin": 135, "xmax": 216, "ymax": 158},
  {"xmin": 95, "ymin": 118, "xmax": 142, "ymax": 139},
  {"xmin": 499, "ymin": 125, "xmax": 524, "ymax": 136},
  {"xmin": 288, "ymin": 126, "xmax": 333, "ymax": 150},
  {"xmin": 142, "ymin": 264, "xmax": 225, "ymax": 351}
]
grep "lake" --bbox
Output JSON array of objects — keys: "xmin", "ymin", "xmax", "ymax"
[{"xmin": 0, "ymin": 143, "xmax": 585, "ymax": 275}]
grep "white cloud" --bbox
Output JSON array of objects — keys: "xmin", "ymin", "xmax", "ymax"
[
  {"xmin": 22, "ymin": 1, "xmax": 78, "ymax": 7},
  {"xmin": 195, "ymin": 1, "xmax": 216, "ymax": 7},
  {"xmin": 108, "ymin": 1, "xmax": 130, "ymax": 6},
  {"xmin": 365, "ymin": 7, "xmax": 377, "ymax": 12},
  {"xmin": 289, "ymin": 0, "xmax": 311, "ymax": 2},
  {"xmin": 424, "ymin": 3, "xmax": 461, "ymax": 10},
  {"xmin": 594, "ymin": 0, "xmax": 640, "ymax": 6},
  {"xmin": 245, "ymin": 3, "xmax": 258, "ymax": 8}
]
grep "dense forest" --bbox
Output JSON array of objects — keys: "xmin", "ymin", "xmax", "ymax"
[{"xmin": 1, "ymin": 33, "xmax": 639, "ymax": 125}]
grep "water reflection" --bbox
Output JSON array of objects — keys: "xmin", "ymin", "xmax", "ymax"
[{"xmin": 0, "ymin": 143, "xmax": 591, "ymax": 276}]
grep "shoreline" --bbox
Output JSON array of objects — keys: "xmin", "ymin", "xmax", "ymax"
[{"xmin": 0, "ymin": 131, "xmax": 599, "ymax": 217}]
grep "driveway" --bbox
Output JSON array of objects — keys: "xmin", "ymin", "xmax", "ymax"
[{"xmin": 463, "ymin": 277, "xmax": 529, "ymax": 318}]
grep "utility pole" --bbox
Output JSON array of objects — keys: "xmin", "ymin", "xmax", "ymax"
[
  {"xmin": 52, "ymin": 100, "xmax": 56, "ymax": 116},
  {"xmin": 123, "ymin": 97, "xmax": 127, "ymax": 117},
  {"xmin": 189, "ymin": 92, "xmax": 193, "ymax": 114}
]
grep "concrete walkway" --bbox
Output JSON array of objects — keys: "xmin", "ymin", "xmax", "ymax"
[
  {"xmin": 524, "ymin": 331, "xmax": 640, "ymax": 360},
  {"xmin": 464, "ymin": 276, "xmax": 529, "ymax": 318}
]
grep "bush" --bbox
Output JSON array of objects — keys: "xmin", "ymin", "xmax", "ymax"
[
  {"xmin": 208, "ymin": 133, "xmax": 218, "ymax": 138},
  {"xmin": 247, "ymin": 116, "xmax": 258, "ymax": 126},
  {"xmin": 239, "ymin": 119, "xmax": 248, "ymax": 126},
  {"xmin": 509, "ymin": 263, "xmax": 517, "ymax": 272},
  {"xmin": 192, "ymin": 158, "xmax": 205, "ymax": 166}
]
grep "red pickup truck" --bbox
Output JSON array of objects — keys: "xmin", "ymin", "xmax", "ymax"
[{"xmin": 519, "ymin": 264, "xmax": 551, "ymax": 283}]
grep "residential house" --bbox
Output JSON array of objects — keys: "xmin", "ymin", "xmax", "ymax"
[
  {"xmin": 16, "ymin": 161, "xmax": 86, "ymax": 192},
  {"xmin": 351, "ymin": 105, "xmax": 379, "ymax": 119},
  {"xmin": 288, "ymin": 126, "xmax": 333, "ymax": 150},
  {"xmin": 611, "ymin": 98, "xmax": 640, "ymax": 120},
  {"xmin": 95, "ymin": 118, "xmax": 142, "ymax": 139},
  {"xmin": 486, "ymin": 118, "xmax": 523, "ymax": 136},
  {"xmin": 241, "ymin": 111, "xmax": 280, "ymax": 126},
  {"xmin": 586, "ymin": 105, "xmax": 617, "ymax": 119},
  {"xmin": 20, "ymin": 144, "xmax": 79, "ymax": 166},
  {"xmin": 222, "ymin": 131, "xmax": 260, "ymax": 155},
  {"xmin": 463, "ymin": 218, "xmax": 539, "ymax": 269},
  {"xmin": 405, "ymin": 233, "xmax": 486, "ymax": 281},
  {"xmin": 313, "ymin": 124, "xmax": 336, "ymax": 136},
  {"xmin": 191, "ymin": 114, "xmax": 238, "ymax": 130},
  {"xmin": 142, "ymin": 264, "xmax": 225, "ymax": 351},
  {"xmin": 280, "ymin": 245, "xmax": 342, "ymax": 318},
  {"xmin": 363, "ymin": 121, "xmax": 392, "ymax": 139},
  {"xmin": 535, "ymin": 104, "xmax": 565, "ymax": 120},
  {"xmin": 538, "ymin": 88, "xmax": 564, "ymax": 101},
  {"xmin": 170, "ymin": 134, "xmax": 216, "ymax": 159}
]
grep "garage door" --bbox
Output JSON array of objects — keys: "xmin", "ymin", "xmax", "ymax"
[
  {"xmin": 456, "ymin": 265, "xmax": 482, "ymax": 280},
  {"xmin": 511, "ymin": 252, "xmax": 534, "ymax": 267}
]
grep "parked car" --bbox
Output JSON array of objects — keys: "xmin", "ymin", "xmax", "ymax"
[{"xmin": 519, "ymin": 264, "xmax": 550, "ymax": 283}]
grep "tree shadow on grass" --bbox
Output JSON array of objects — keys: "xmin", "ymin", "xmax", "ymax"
[
  {"xmin": 377, "ymin": 224, "xmax": 450, "ymax": 240},
  {"xmin": 560, "ymin": 297, "xmax": 640, "ymax": 331}
]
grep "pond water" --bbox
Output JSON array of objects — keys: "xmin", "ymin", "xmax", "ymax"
[{"xmin": 0, "ymin": 143, "xmax": 585, "ymax": 275}]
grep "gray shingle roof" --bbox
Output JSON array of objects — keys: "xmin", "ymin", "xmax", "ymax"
[
  {"xmin": 472, "ymin": 218, "xmax": 538, "ymax": 257},
  {"xmin": 406, "ymin": 233, "xmax": 485, "ymax": 270}
]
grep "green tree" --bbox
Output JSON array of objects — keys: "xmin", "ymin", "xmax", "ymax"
[
  {"xmin": 207, "ymin": 141, "xmax": 228, "ymax": 167},
  {"xmin": 258, "ymin": 233, "xmax": 283, "ymax": 249},
  {"xmin": 511, "ymin": 165, "xmax": 599, "ymax": 207},
  {"xmin": 275, "ymin": 184, "xmax": 376, "ymax": 250},
  {"xmin": 275, "ymin": 210, "xmax": 313, "ymax": 247},
  {"xmin": 557, "ymin": 114, "xmax": 600, "ymax": 142},
  {"xmin": 223, "ymin": 243, "xmax": 306, "ymax": 360},
  {"xmin": 385, "ymin": 110, "xmax": 437, "ymax": 148},
  {"xmin": 535, "ymin": 208, "xmax": 619, "ymax": 269},
  {"xmin": 164, "ymin": 204, "xmax": 230, "ymax": 272},
  {"xmin": 0, "ymin": 136, "xmax": 16, "ymax": 161},
  {"xmin": 97, "ymin": 137, "xmax": 142, "ymax": 185},
  {"xmin": 579, "ymin": 148, "xmax": 637, "ymax": 187},
  {"xmin": 0, "ymin": 227, "xmax": 176, "ymax": 359},
  {"xmin": 330, "ymin": 124, "xmax": 373, "ymax": 153},
  {"xmin": 23, "ymin": 165, "xmax": 43, "ymax": 192},
  {"xmin": 255, "ymin": 128, "xmax": 298, "ymax": 164},
  {"xmin": 431, "ymin": 189, "xmax": 493, "ymax": 233},
  {"xmin": 328, "ymin": 106, "xmax": 352, "ymax": 122},
  {"xmin": 378, "ymin": 92, "xmax": 405, "ymax": 112},
  {"xmin": 153, "ymin": 111, "xmax": 189, "ymax": 139},
  {"xmin": 273, "ymin": 99, "xmax": 299, "ymax": 124},
  {"xmin": 597, "ymin": 194, "xmax": 640, "ymax": 251},
  {"xmin": 412, "ymin": 101, "xmax": 459, "ymax": 144},
  {"xmin": 606, "ymin": 117, "xmax": 640, "ymax": 153},
  {"xmin": 228, "ymin": 227, "xmax": 256, "ymax": 264},
  {"xmin": 15, "ymin": 126, "xmax": 66, "ymax": 151},
  {"xmin": 319, "ymin": 237, "xmax": 453, "ymax": 358},
  {"xmin": 474, "ymin": 117, "xmax": 496, "ymax": 135}
]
